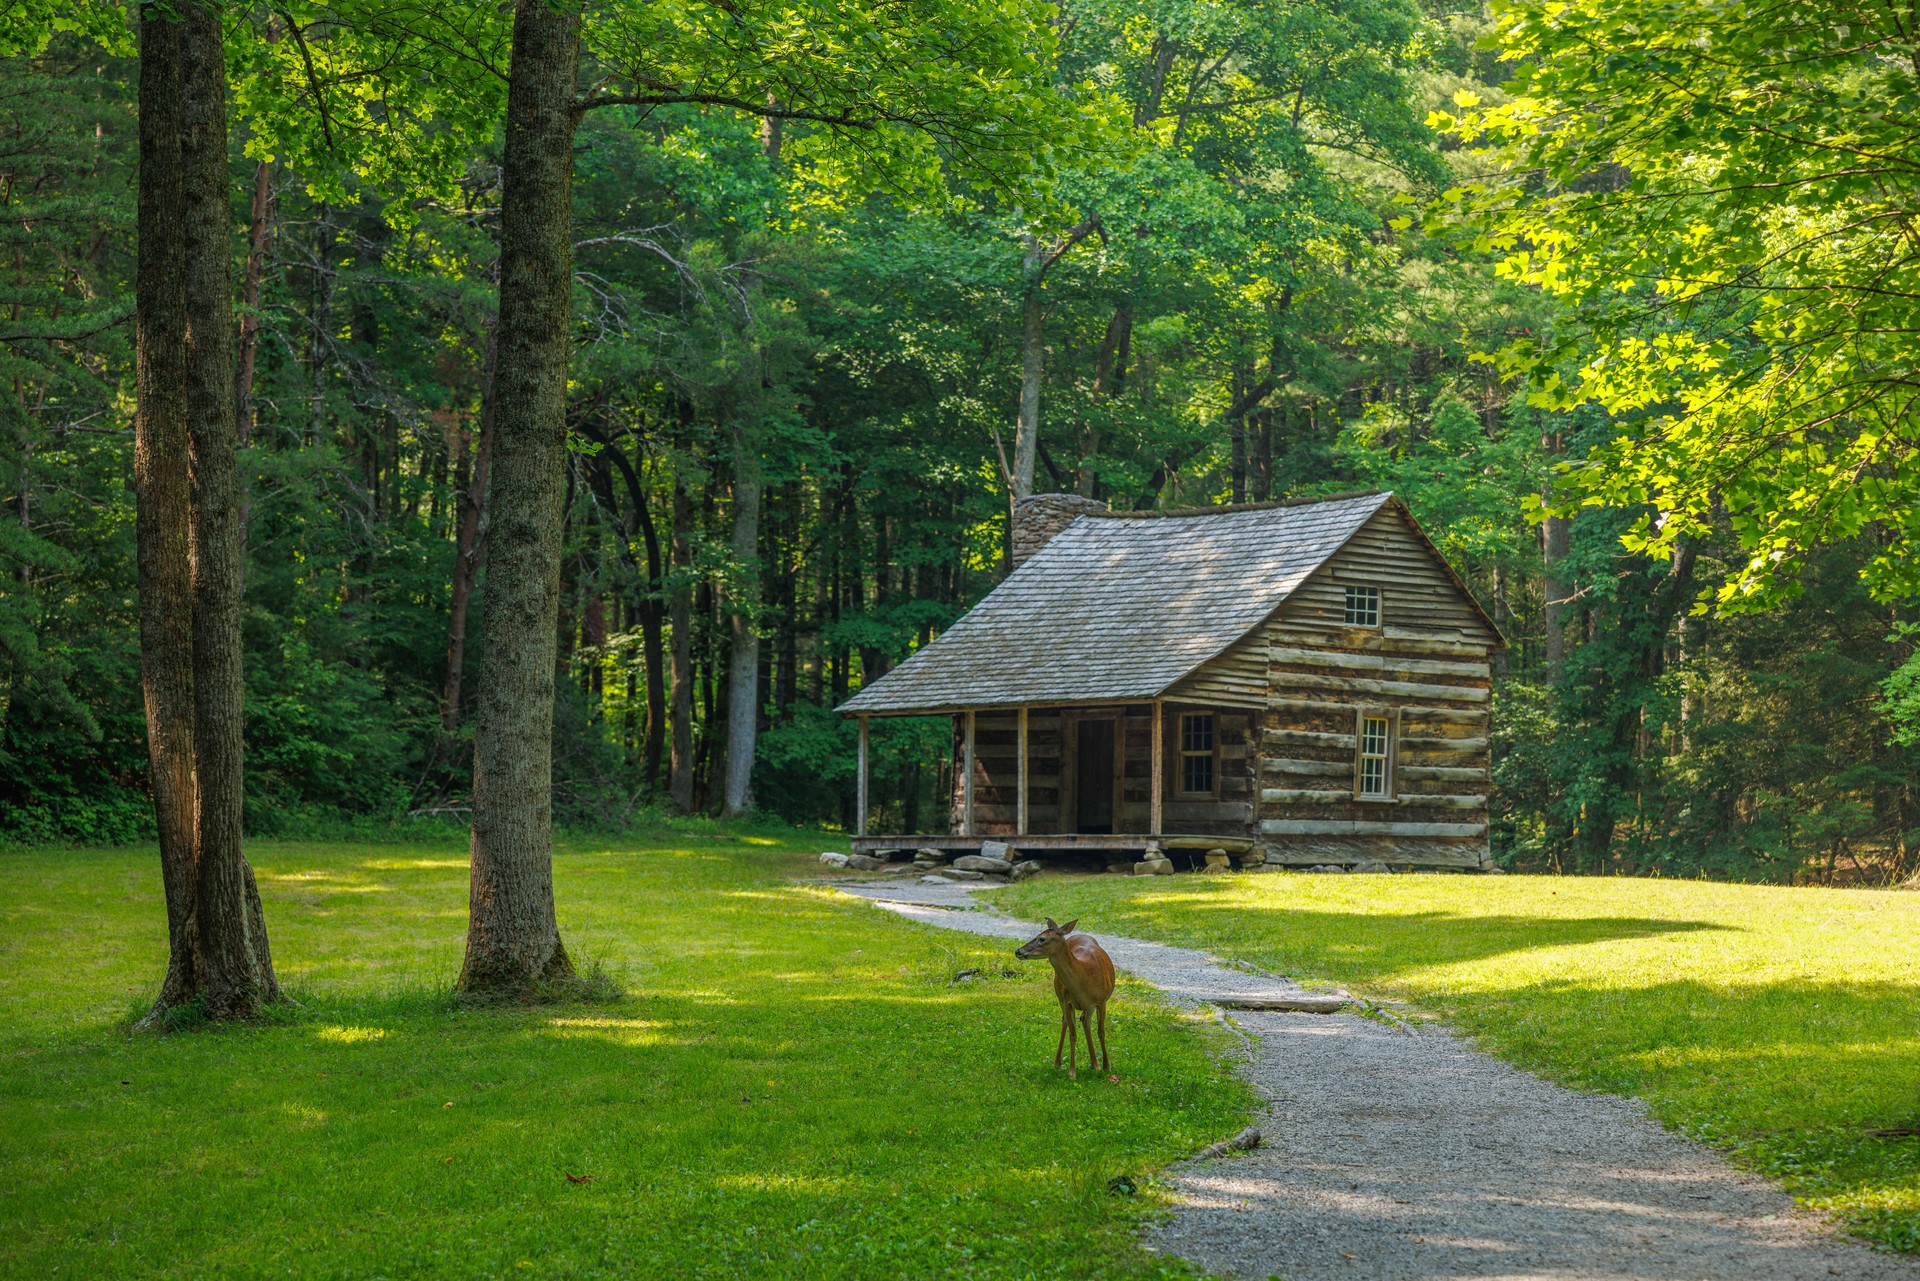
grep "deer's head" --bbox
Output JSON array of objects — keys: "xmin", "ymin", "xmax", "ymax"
[{"xmin": 1014, "ymin": 917, "xmax": 1078, "ymax": 960}]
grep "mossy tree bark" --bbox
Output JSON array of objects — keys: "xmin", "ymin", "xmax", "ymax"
[
  {"xmin": 136, "ymin": 1, "xmax": 278, "ymax": 1023},
  {"xmin": 458, "ymin": 0, "xmax": 580, "ymax": 995},
  {"xmin": 180, "ymin": 1, "xmax": 277, "ymax": 1018},
  {"xmin": 134, "ymin": 3, "xmax": 200, "ymax": 1013}
]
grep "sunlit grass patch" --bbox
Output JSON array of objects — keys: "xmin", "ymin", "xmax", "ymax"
[
  {"xmin": 0, "ymin": 834, "xmax": 1247, "ymax": 1279},
  {"xmin": 994, "ymin": 870, "xmax": 1920, "ymax": 1252}
]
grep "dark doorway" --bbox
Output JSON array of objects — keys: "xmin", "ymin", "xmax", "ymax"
[{"xmin": 1076, "ymin": 719, "xmax": 1116, "ymax": 833}]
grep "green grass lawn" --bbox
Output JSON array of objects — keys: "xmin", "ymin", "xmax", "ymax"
[
  {"xmin": 0, "ymin": 832, "xmax": 1249, "ymax": 1280},
  {"xmin": 992, "ymin": 870, "xmax": 1920, "ymax": 1252}
]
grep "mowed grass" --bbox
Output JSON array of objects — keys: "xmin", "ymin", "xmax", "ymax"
[
  {"xmin": 992, "ymin": 871, "xmax": 1920, "ymax": 1251},
  {"xmin": 0, "ymin": 833, "xmax": 1249, "ymax": 1280}
]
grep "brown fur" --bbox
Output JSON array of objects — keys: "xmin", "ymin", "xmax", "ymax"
[{"xmin": 1014, "ymin": 918, "xmax": 1116, "ymax": 1078}]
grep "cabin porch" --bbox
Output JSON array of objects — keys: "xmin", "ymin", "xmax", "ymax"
[
  {"xmin": 848, "ymin": 833, "xmax": 1256, "ymax": 855},
  {"xmin": 849, "ymin": 700, "xmax": 1259, "ymax": 857}
]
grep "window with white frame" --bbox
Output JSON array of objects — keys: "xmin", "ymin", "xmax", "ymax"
[
  {"xmin": 1344, "ymin": 585, "xmax": 1380, "ymax": 627},
  {"xmin": 1179, "ymin": 712, "xmax": 1215, "ymax": 795},
  {"xmin": 1357, "ymin": 714, "xmax": 1392, "ymax": 799}
]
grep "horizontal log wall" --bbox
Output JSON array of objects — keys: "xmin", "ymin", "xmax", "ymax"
[
  {"xmin": 1126, "ymin": 704, "xmax": 1253, "ymax": 835},
  {"xmin": 1255, "ymin": 503, "xmax": 1497, "ymax": 868},
  {"xmin": 953, "ymin": 710, "xmax": 1064, "ymax": 836}
]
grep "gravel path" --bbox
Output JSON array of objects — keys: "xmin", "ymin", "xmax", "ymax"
[{"xmin": 832, "ymin": 876, "xmax": 1918, "ymax": 1281}]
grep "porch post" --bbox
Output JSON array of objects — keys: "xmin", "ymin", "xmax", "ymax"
[
  {"xmin": 1016, "ymin": 705, "xmax": 1029, "ymax": 835},
  {"xmin": 856, "ymin": 715, "xmax": 870, "ymax": 838},
  {"xmin": 963, "ymin": 709, "xmax": 977, "ymax": 837},
  {"xmin": 1149, "ymin": 700, "xmax": 1164, "ymax": 836}
]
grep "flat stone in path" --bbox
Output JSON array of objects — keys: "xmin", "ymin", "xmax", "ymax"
[{"xmin": 830, "ymin": 878, "xmax": 1918, "ymax": 1281}]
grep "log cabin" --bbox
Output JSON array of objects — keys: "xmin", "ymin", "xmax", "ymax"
[{"xmin": 836, "ymin": 491, "xmax": 1505, "ymax": 870}]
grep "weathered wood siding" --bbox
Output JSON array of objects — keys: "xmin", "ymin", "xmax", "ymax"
[
  {"xmin": 1144, "ymin": 704, "xmax": 1255, "ymax": 836},
  {"xmin": 950, "ymin": 710, "xmax": 1063, "ymax": 835},
  {"xmin": 948, "ymin": 703, "xmax": 1253, "ymax": 837},
  {"xmin": 1255, "ymin": 504, "xmax": 1497, "ymax": 868},
  {"xmin": 1165, "ymin": 637, "xmax": 1268, "ymax": 708}
]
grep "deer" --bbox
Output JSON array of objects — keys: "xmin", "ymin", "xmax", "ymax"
[{"xmin": 1014, "ymin": 917, "xmax": 1116, "ymax": 1079}]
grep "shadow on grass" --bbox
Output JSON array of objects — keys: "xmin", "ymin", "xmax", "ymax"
[{"xmin": 1098, "ymin": 895, "xmax": 1731, "ymax": 980}]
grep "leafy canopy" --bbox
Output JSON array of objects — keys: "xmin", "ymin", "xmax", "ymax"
[
  {"xmin": 1432, "ymin": 1, "xmax": 1920, "ymax": 609},
  {"xmin": 232, "ymin": 0, "xmax": 1108, "ymax": 224}
]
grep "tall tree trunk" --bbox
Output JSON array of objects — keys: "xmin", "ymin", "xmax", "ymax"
[
  {"xmin": 308, "ymin": 202, "xmax": 333, "ymax": 445},
  {"xmin": 669, "ymin": 474, "xmax": 695, "ymax": 812},
  {"xmin": 234, "ymin": 157, "xmax": 272, "ymax": 447},
  {"xmin": 581, "ymin": 430, "xmax": 666, "ymax": 791},
  {"xmin": 858, "ymin": 508, "xmax": 888, "ymax": 684},
  {"xmin": 1229, "ymin": 406, "xmax": 1247, "ymax": 503},
  {"xmin": 1250, "ymin": 408, "xmax": 1273, "ymax": 502},
  {"xmin": 441, "ymin": 319, "xmax": 497, "ymax": 734},
  {"xmin": 134, "ymin": 4, "xmax": 201, "ymax": 1016},
  {"xmin": 181, "ymin": 2, "xmax": 276, "ymax": 1018},
  {"xmin": 458, "ymin": 0, "xmax": 579, "ymax": 996},
  {"xmin": 773, "ymin": 485, "xmax": 797, "ymax": 717},
  {"xmin": 1011, "ymin": 244, "xmax": 1044, "ymax": 500},
  {"xmin": 722, "ymin": 436, "xmax": 762, "ymax": 816},
  {"xmin": 1077, "ymin": 303, "xmax": 1130, "ymax": 497},
  {"xmin": 1542, "ymin": 427, "xmax": 1570, "ymax": 681},
  {"xmin": 1006, "ymin": 223, "xmax": 1097, "ymax": 501},
  {"xmin": 627, "ymin": 458, "xmax": 667, "ymax": 791}
]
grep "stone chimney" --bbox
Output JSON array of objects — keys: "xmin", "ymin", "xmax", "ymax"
[{"xmin": 1011, "ymin": 493, "xmax": 1109, "ymax": 567}]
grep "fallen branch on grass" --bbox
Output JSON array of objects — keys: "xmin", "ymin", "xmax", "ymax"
[{"xmin": 1194, "ymin": 1127, "xmax": 1262, "ymax": 1159}]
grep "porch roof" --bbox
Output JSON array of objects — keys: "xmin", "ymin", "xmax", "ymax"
[{"xmin": 837, "ymin": 491, "xmax": 1394, "ymax": 716}]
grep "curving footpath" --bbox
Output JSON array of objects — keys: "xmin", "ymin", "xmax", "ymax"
[{"xmin": 833, "ymin": 876, "xmax": 1919, "ymax": 1281}]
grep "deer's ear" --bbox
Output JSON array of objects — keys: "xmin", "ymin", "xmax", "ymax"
[
  {"xmin": 1045, "ymin": 917, "xmax": 1058, "ymax": 931},
  {"xmin": 1058, "ymin": 919, "xmax": 1078, "ymax": 935}
]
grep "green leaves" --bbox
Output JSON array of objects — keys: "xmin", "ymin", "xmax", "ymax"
[{"xmin": 1435, "ymin": 0, "xmax": 1920, "ymax": 610}]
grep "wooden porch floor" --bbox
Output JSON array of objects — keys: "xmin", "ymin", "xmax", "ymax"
[{"xmin": 849, "ymin": 833, "xmax": 1254, "ymax": 855}]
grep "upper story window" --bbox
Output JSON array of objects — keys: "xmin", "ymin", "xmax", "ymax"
[
  {"xmin": 1179, "ymin": 712, "xmax": 1215, "ymax": 795},
  {"xmin": 1344, "ymin": 584, "xmax": 1380, "ymax": 627}
]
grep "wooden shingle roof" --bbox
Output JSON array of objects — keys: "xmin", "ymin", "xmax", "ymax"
[{"xmin": 838, "ymin": 491, "xmax": 1397, "ymax": 715}]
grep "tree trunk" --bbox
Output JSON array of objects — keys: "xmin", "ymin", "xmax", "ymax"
[
  {"xmin": 1077, "ymin": 303, "xmax": 1129, "ymax": 497},
  {"xmin": 669, "ymin": 473, "xmax": 695, "ymax": 812},
  {"xmin": 441, "ymin": 319, "xmax": 497, "ymax": 734},
  {"xmin": 308, "ymin": 202, "xmax": 333, "ymax": 446},
  {"xmin": 1542, "ymin": 428, "xmax": 1570, "ymax": 681},
  {"xmin": 234, "ymin": 157, "xmax": 272, "ymax": 447},
  {"xmin": 582, "ymin": 430, "xmax": 666, "ymax": 791},
  {"xmin": 134, "ymin": 3, "xmax": 201, "ymax": 1016},
  {"xmin": 627, "ymin": 456, "xmax": 667, "ymax": 791},
  {"xmin": 458, "ymin": 0, "xmax": 579, "ymax": 996},
  {"xmin": 1229, "ymin": 408, "xmax": 1247, "ymax": 503},
  {"xmin": 722, "ymin": 435, "xmax": 762, "ymax": 816},
  {"xmin": 1011, "ymin": 241, "xmax": 1044, "ymax": 500},
  {"xmin": 858, "ymin": 508, "xmax": 888, "ymax": 684},
  {"xmin": 1250, "ymin": 408, "xmax": 1273, "ymax": 502},
  {"xmin": 180, "ymin": 3, "xmax": 277, "ymax": 1018}
]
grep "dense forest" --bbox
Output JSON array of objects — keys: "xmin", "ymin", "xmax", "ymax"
[{"xmin": 3, "ymin": 0, "xmax": 1916, "ymax": 887}]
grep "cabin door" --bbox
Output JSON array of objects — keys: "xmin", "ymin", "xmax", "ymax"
[{"xmin": 1074, "ymin": 718, "xmax": 1117, "ymax": 834}]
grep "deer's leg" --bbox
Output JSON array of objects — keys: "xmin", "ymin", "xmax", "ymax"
[
  {"xmin": 1096, "ymin": 1003, "xmax": 1110, "ymax": 1073},
  {"xmin": 1054, "ymin": 1003, "xmax": 1069, "ymax": 1068},
  {"xmin": 1079, "ymin": 1009, "xmax": 1095, "ymax": 1073},
  {"xmin": 1066, "ymin": 1005, "xmax": 1079, "ymax": 1079}
]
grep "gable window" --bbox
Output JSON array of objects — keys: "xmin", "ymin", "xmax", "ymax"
[
  {"xmin": 1178, "ymin": 712, "xmax": 1215, "ymax": 795},
  {"xmin": 1354, "ymin": 709, "xmax": 1398, "ymax": 800},
  {"xmin": 1344, "ymin": 585, "xmax": 1381, "ymax": 627}
]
